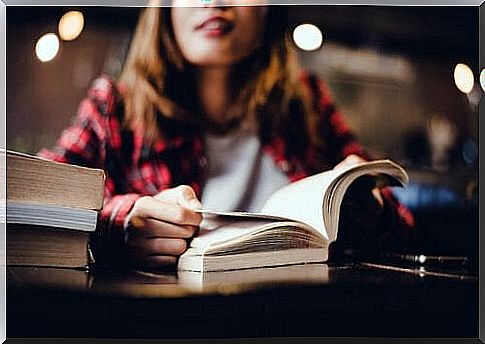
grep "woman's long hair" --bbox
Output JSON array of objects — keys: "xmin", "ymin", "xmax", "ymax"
[{"xmin": 118, "ymin": 4, "xmax": 317, "ymax": 157}]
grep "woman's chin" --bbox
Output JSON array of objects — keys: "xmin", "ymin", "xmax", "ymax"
[{"xmin": 185, "ymin": 50, "xmax": 248, "ymax": 68}]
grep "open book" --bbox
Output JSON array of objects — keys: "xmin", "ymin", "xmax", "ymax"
[{"xmin": 178, "ymin": 159, "xmax": 408, "ymax": 272}]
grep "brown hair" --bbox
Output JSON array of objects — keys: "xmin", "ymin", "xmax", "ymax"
[{"xmin": 118, "ymin": 4, "xmax": 316, "ymax": 156}]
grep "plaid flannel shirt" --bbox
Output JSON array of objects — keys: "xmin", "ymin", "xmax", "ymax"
[{"xmin": 39, "ymin": 72, "xmax": 415, "ymax": 263}]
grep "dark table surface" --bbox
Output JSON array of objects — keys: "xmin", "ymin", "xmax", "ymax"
[{"xmin": 7, "ymin": 260, "xmax": 478, "ymax": 339}]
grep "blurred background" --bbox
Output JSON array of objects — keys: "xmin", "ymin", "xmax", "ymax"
[{"xmin": 6, "ymin": 6, "xmax": 479, "ymax": 259}]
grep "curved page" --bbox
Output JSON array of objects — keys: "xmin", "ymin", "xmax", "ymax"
[{"xmin": 191, "ymin": 217, "xmax": 321, "ymax": 250}]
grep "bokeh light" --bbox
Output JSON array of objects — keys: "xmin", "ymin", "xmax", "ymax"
[
  {"xmin": 293, "ymin": 24, "xmax": 323, "ymax": 51},
  {"xmin": 479, "ymin": 69, "xmax": 485, "ymax": 93},
  {"xmin": 58, "ymin": 11, "xmax": 84, "ymax": 41},
  {"xmin": 454, "ymin": 63, "xmax": 474, "ymax": 94},
  {"xmin": 35, "ymin": 33, "xmax": 60, "ymax": 62}
]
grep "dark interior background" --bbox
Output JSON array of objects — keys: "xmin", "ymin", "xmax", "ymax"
[{"xmin": 6, "ymin": 6, "xmax": 479, "ymax": 261}]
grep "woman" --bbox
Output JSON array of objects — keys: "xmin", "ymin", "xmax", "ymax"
[{"xmin": 39, "ymin": 2, "xmax": 415, "ymax": 268}]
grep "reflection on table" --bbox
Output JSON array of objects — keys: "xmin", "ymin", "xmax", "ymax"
[{"xmin": 7, "ymin": 261, "xmax": 478, "ymax": 338}]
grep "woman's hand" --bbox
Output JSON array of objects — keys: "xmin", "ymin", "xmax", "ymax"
[
  {"xmin": 124, "ymin": 185, "xmax": 203, "ymax": 268},
  {"xmin": 332, "ymin": 155, "xmax": 385, "ymax": 258}
]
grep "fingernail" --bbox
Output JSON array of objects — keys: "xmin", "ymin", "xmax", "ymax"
[
  {"xmin": 130, "ymin": 216, "xmax": 145, "ymax": 228},
  {"xmin": 190, "ymin": 198, "xmax": 203, "ymax": 210}
]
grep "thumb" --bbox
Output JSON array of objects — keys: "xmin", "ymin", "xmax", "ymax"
[{"xmin": 174, "ymin": 185, "xmax": 203, "ymax": 210}]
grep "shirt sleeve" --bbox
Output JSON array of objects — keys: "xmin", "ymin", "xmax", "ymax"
[
  {"xmin": 37, "ymin": 76, "xmax": 141, "ymax": 264},
  {"xmin": 304, "ymin": 72, "xmax": 416, "ymax": 252}
]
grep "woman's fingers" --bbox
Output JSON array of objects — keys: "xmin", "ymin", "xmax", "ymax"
[
  {"xmin": 371, "ymin": 187, "xmax": 384, "ymax": 207},
  {"xmin": 129, "ymin": 237, "xmax": 188, "ymax": 256},
  {"xmin": 129, "ymin": 218, "xmax": 197, "ymax": 239},
  {"xmin": 126, "ymin": 225, "xmax": 193, "ymax": 267},
  {"xmin": 144, "ymin": 255, "xmax": 178, "ymax": 268},
  {"xmin": 154, "ymin": 185, "xmax": 203, "ymax": 210},
  {"xmin": 131, "ymin": 196, "xmax": 202, "ymax": 226},
  {"xmin": 124, "ymin": 186, "xmax": 204, "ymax": 268}
]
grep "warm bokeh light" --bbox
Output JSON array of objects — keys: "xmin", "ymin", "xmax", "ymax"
[
  {"xmin": 35, "ymin": 33, "xmax": 60, "ymax": 62},
  {"xmin": 58, "ymin": 11, "xmax": 84, "ymax": 41},
  {"xmin": 479, "ymin": 69, "xmax": 485, "ymax": 93},
  {"xmin": 454, "ymin": 63, "xmax": 474, "ymax": 94},
  {"xmin": 292, "ymin": 23, "xmax": 323, "ymax": 51}
]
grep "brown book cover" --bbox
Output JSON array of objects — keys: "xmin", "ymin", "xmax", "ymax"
[
  {"xmin": 7, "ymin": 224, "xmax": 94, "ymax": 269},
  {"xmin": 5, "ymin": 149, "xmax": 105, "ymax": 210}
]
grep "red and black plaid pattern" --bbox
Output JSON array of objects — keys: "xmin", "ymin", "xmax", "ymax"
[{"xmin": 39, "ymin": 72, "xmax": 415, "ymax": 261}]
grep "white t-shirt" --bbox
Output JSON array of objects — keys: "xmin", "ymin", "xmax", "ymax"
[{"xmin": 201, "ymin": 129, "xmax": 290, "ymax": 212}]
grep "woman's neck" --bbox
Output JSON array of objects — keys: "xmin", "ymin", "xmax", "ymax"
[{"xmin": 196, "ymin": 66, "xmax": 236, "ymax": 125}]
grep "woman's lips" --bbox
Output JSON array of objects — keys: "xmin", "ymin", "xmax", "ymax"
[{"xmin": 195, "ymin": 17, "xmax": 234, "ymax": 38}]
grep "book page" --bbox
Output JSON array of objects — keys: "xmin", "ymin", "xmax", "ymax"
[
  {"xmin": 6, "ymin": 202, "xmax": 98, "ymax": 232},
  {"xmin": 196, "ymin": 209, "xmax": 289, "ymax": 221},
  {"xmin": 196, "ymin": 168, "xmax": 344, "ymax": 240},
  {"xmin": 190, "ymin": 217, "xmax": 278, "ymax": 249},
  {"xmin": 261, "ymin": 160, "xmax": 407, "ymax": 241},
  {"xmin": 259, "ymin": 169, "xmax": 340, "ymax": 240},
  {"xmin": 196, "ymin": 160, "xmax": 408, "ymax": 243}
]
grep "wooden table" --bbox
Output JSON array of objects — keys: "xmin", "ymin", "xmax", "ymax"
[{"xmin": 7, "ymin": 261, "xmax": 478, "ymax": 339}]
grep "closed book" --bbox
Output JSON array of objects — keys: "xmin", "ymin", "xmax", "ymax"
[
  {"xmin": 7, "ymin": 224, "xmax": 94, "ymax": 269},
  {"xmin": 4, "ymin": 149, "xmax": 105, "ymax": 210}
]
